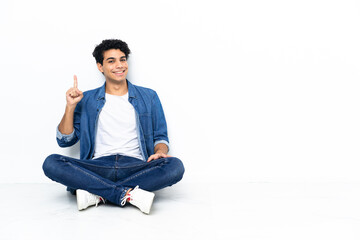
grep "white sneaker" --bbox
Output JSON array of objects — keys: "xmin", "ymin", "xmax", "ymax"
[
  {"xmin": 76, "ymin": 189, "xmax": 104, "ymax": 211},
  {"xmin": 121, "ymin": 186, "xmax": 155, "ymax": 214}
]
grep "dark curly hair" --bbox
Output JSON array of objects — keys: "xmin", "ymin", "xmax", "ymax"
[{"xmin": 92, "ymin": 39, "xmax": 131, "ymax": 65}]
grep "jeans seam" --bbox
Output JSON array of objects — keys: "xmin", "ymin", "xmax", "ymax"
[
  {"xmin": 115, "ymin": 156, "xmax": 118, "ymax": 182},
  {"xmin": 68, "ymin": 159, "xmax": 115, "ymax": 169},
  {"xmin": 118, "ymin": 165, "xmax": 162, "ymax": 185},
  {"xmin": 66, "ymin": 161, "xmax": 120, "ymax": 191}
]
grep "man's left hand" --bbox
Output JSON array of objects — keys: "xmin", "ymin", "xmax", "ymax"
[{"xmin": 147, "ymin": 153, "xmax": 172, "ymax": 162}]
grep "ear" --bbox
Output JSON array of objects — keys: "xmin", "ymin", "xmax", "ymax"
[{"xmin": 97, "ymin": 62, "xmax": 104, "ymax": 73}]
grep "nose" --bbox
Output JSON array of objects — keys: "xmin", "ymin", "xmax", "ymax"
[{"xmin": 116, "ymin": 60, "xmax": 124, "ymax": 69}]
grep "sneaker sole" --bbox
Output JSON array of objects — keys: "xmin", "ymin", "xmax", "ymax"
[
  {"xmin": 140, "ymin": 192, "xmax": 155, "ymax": 214},
  {"xmin": 76, "ymin": 189, "xmax": 87, "ymax": 211}
]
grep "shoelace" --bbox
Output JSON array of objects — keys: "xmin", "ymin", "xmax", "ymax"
[
  {"xmin": 120, "ymin": 186, "xmax": 139, "ymax": 206},
  {"xmin": 97, "ymin": 197, "xmax": 106, "ymax": 207},
  {"xmin": 88, "ymin": 194, "xmax": 105, "ymax": 207}
]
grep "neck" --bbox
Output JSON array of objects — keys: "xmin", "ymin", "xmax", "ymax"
[{"xmin": 105, "ymin": 79, "xmax": 128, "ymax": 96}]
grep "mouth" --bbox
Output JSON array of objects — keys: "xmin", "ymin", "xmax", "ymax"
[{"xmin": 113, "ymin": 69, "xmax": 126, "ymax": 76}]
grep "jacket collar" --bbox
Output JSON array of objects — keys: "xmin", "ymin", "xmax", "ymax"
[
  {"xmin": 96, "ymin": 79, "xmax": 136, "ymax": 100},
  {"xmin": 127, "ymin": 80, "xmax": 136, "ymax": 99}
]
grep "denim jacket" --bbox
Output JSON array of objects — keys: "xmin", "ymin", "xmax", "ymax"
[{"xmin": 56, "ymin": 80, "xmax": 169, "ymax": 161}]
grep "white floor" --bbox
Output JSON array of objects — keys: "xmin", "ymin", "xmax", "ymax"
[{"xmin": 1, "ymin": 181, "xmax": 360, "ymax": 240}]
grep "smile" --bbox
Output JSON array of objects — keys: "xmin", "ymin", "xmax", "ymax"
[{"xmin": 113, "ymin": 70, "xmax": 126, "ymax": 75}]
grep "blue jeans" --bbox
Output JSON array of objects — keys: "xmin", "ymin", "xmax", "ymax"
[{"xmin": 42, "ymin": 154, "xmax": 185, "ymax": 206}]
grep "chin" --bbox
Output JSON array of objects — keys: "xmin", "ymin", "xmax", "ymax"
[{"xmin": 109, "ymin": 78, "xmax": 126, "ymax": 83}]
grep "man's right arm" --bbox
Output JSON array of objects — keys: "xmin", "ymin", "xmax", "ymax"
[
  {"xmin": 57, "ymin": 75, "xmax": 83, "ymax": 146},
  {"xmin": 58, "ymin": 105, "xmax": 77, "ymax": 135}
]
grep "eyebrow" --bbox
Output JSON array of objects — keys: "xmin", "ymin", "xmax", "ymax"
[{"xmin": 105, "ymin": 56, "xmax": 126, "ymax": 61}]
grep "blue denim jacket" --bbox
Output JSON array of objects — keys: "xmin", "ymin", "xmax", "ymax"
[{"xmin": 56, "ymin": 80, "xmax": 169, "ymax": 161}]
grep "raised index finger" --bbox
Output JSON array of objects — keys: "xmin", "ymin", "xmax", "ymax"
[{"xmin": 73, "ymin": 75, "xmax": 78, "ymax": 89}]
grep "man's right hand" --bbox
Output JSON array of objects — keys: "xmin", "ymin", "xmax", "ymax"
[{"xmin": 66, "ymin": 75, "xmax": 83, "ymax": 107}]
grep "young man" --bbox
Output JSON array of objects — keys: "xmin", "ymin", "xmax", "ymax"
[{"xmin": 43, "ymin": 39, "xmax": 185, "ymax": 214}]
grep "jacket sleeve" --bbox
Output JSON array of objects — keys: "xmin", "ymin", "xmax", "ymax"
[
  {"xmin": 56, "ymin": 101, "xmax": 82, "ymax": 147},
  {"xmin": 151, "ymin": 92, "xmax": 170, "ymax": 150}
]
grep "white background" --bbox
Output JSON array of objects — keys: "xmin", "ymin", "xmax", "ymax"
[{"xmin": 0, "ymin": 0, "xmax": 359, "ymax": 184}]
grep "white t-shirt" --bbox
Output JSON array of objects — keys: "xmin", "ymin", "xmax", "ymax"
[{"xmin": 93, "ymin": 92, "xmax": 143, "ymax": 160}]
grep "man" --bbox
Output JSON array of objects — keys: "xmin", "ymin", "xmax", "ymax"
[{"xmin": 43, "ymin": 39, "xmax": 185, "ymax": 214}]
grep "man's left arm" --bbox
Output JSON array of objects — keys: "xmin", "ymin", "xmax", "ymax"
[{"xmin": 147, "ymin": 92, "xmax": 171, "ymax": 162}]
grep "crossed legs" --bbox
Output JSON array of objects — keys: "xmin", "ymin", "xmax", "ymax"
[{"xmin": 42, "ymin": 154, "xmax": 185, "ymax": 207}]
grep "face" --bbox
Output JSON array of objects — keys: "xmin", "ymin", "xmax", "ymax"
[{"xmin": 97, "ymin": 49, "xmax": 128, "ymax": 83}]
